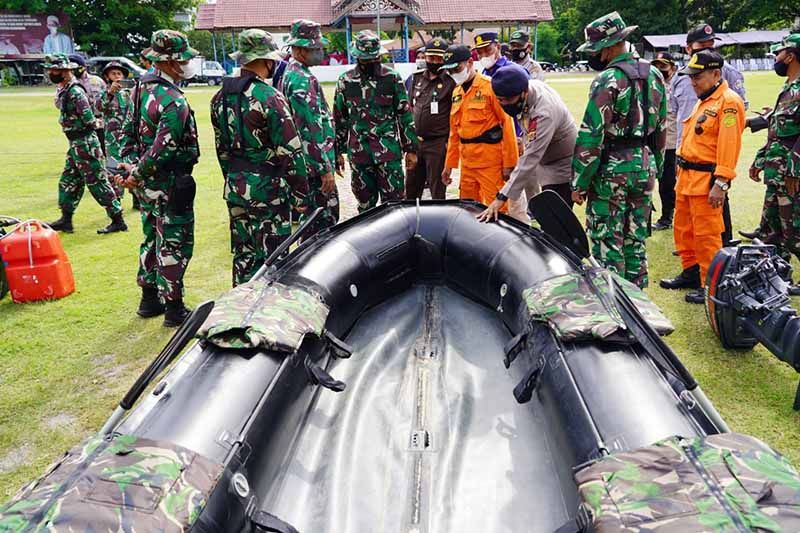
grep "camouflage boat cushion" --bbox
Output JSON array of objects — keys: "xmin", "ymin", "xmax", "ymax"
[
  {"xmin": 198, "ymin": 279, "xmax": 330, "ymax": 351},
  {"xmin": 522, "ymin": 270, "xmax": 673, "ymax": 342},
  {"xmin": 574, "ymin": 432, "xmax": 800, "ymax": 532},
  {"xmin": 0, "ymin": 434, "xmax": 223, "ymax": 532}
]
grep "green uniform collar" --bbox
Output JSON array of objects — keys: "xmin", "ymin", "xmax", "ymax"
[{"xmin": 608, "ymin": 51, "xmax": 635, "ymax": 67}]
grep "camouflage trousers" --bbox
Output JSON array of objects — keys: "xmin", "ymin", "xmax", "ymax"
[
  {"xmin": 228, "ymin": 203, "xmax": 291, "ymax": 287},
  {"xmin": 762, "ymin": 170, "xmax": 800, "ymax": 261},
  {"xmin": 351, "ymin": 159, "xmax": 405, "ymax": 213},
  {"xmin": 300, "ymin": 173, "xmax": 340, "ymax": 240},
  {"xmin": 586, "ymin": 172, "xmax": 653, "ymax": 288},
  {"xmin": 58, "ymin": 134, "xmax": 121, "ymax": 216},
  {"xmin": 137, "ymin": 191, "xmax": 194, "ymax": 301}
]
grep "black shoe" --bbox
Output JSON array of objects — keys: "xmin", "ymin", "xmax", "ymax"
[
  {"xmin": 660, "ymin": 264, "xmax": 701, "ymax": 290},
  {"xmin": 739, "ymin": 228, "xmax": 763, "ymax": 240},
  {"xmin": 724, "ymin": 239, "xmax": 741, "ymax": 247},
  {"xmin": 49, "ymin": 210, "xmax": 73, "ymax": 233},
  {"xmin": 685, "ymin": 288, "xmax": 705, "ymax": 304},
  {"xmin": 653, "ymin": 219, "xmax": 672, "ymax": 231},
  {"xmin": 137, "ymin": 287, "xmax": 165, "ymax": 318},
  {"xmin": 163, "ymin": 300, "xmax": 191, "ymax": 327},
  {"xmin": 97, "ymin": 212, "xmax": 128, "ymax": 234},
  {"xmin": 789, "ymin": 284, "xmax": 800, "ymax": 297}
]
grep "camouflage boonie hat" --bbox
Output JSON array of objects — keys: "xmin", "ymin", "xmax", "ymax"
[
  {"xmin": 42, "ymin": 53, "xmax": 78, "ymax": 69},
  {"xmin": 576, "ymin": 11, "xmax": 638, "ymax": 53},
  {"xmin": 286, "ymin": 19, "xmax": 329, "ymax": 49},
  {"xmin": 350, "ymin": 30, "xmax": 387, "ymax": 60},
  {"xmin": 772, "ymin": 33, "xmax": 800, "ymax": 54},
  {"xmin": 143, "ymin": 29, "xmax": 198, "ymax": 62},
  {"xmin": 230, "ymin": 29, "xmax": 284, "ymax": 64}
]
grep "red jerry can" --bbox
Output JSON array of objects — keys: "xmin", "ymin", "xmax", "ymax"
[{"xmin": 0, "ymin": 221, "xmax": 75, "ymax": 303}]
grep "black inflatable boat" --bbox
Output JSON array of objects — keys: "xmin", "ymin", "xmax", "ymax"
[{"xmin": 3, "ymin": 199, "xmax": 800, "ymax": 533}]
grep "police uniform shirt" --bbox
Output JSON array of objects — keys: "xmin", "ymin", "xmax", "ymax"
[{"xmin": 410, "ymin": 70, "xmax": 456, "ymax": 139}]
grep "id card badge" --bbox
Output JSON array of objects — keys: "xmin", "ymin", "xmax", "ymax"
[{"xmin": 430, "ymin": 100, "xmax": 439, "ymax": 115}]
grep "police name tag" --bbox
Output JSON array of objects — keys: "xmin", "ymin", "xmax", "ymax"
[{"xmin": 430, "ymin": 101, "xmax": 439, "ymax": 115}]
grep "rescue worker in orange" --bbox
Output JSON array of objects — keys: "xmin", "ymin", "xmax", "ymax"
[
  {"xmin": 440, "ymin": 44, "xmax": 518, "ymax": 209},
  {"xmin": 660, "ymin": 50, "xmax": 745, "ymax": 304}
]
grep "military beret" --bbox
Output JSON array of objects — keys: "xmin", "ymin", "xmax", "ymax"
[{"xmin": 491, "ymin": 64, "xmax": 530, "ymax": 96}]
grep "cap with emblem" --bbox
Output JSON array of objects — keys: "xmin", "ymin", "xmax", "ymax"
[
  {"xmin": 509, "ymin": 30, "xmax": 530, "ymax": 45},
  {"xmin": 143, "ymin": 29, "xmax": 198, "ymax": 62},
  {"xmin": 576, "ymin": 11, "xmax": 638, "ymax": 53},
  {"xmin": 439, "ymin": 44, "xmax": 472, "ymax": 70},
  {"xmin": 771, "ymin": 33, "xmax": 800, "ymax": 55},
  {"xmin": 230, "ymin": 29, "xmax": 284, "ymax": 64},
  {"xmin": 686, "ymin": 23, "xmax": 720, "ymax": 45},
  {"xmin": 491, "ymin": 64, "xmax": 530, "ymax": 97},
  {"xmin": 101, "ymin": 60, "xmax": 130, "ymax": 77},
  {"xmin": 652, "ymin": 51, "xmax": 676, "ymax": 67},
  {"xmin": 678, "ymin": 49, "xmax": 724, "ymax": 76},
  {"xmin": 425, "ymin": 37, "xmax": 449, "ymax": 57},
  {"xmin": 286, "ymin": 19, "xmax": 328, "ymax": 49},
  {"xmin": 474, "ymin": 31, "xmax": 499, "ymax": 49},
  {"xmin": 350, "ymin": 30, "xmax": 387, "ymax": 60},
  {"xmin": 42, "ymin": 53, "xmax": 78, "ymax": 69}
]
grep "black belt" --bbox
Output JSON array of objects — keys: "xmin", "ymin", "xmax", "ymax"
[
  {"xmin": 605, "ymin": 137, "xmax": 646, "ymax": 150},
  {"xmin": 65, "ymin": 129, "xmax": 93, "ymax": 141},
  {"xmin": 418, "ymin": 134, "xmax": 448, "ymax": 142},
  {"xmin": 461, "ymin": 125, "xmax": 502, "ymax": 145},
  {"xmin": 677, "ymin": 156, "xmax": 716, "ymax": 173}
]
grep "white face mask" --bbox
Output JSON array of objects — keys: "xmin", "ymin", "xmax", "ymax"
[
  {"xmin": 177, "ymin": 61, "xmax": 199, "ymax": 80},
  {"xmin": 415, "ymin": 59, "xmax": 426, "ymax": 69},
  {"xmin": 480, "ymin": 55, "xmax": 497, "ymax": 70},
  {"xmin": 449, "ymin": 65, "xmax": 471, "ymax": 85}
]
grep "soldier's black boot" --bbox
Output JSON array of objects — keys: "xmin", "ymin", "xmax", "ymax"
[
  {"xmin": 49, "ymin": 209, "xmax": 73, "ymax": 233},
  {"xmin": 163, "ymin": 299, "xmax": 191, "ymax": 328},
  {"xmin": 97, "ymin": 212, "xmax": 128, "ymax": 234},
  {"xmin": 739, "ymin": 226, "xmax": 764, "ymax": 240},
  {"xmin": 659, "ymin": 264, "xmax": 701, "ymax": 290},
  {"xmin": 137, "ymin": 287, "xmax": 165, "ymax": 318},
  {"xmin": 685, "ymin": 288, "xmax": 706, "ymax": 304}
]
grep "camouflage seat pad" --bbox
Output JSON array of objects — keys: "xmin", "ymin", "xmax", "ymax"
[
  {"xmin": 0, "ymin": 434, "xmax": 223, "ymax": 532},
  {"xmin": 198, "ymin": 279, "xmax": 329, "ymax": 351},
  {"xmin": 522, "ymin": 269, "xmax": 673, "ymax": 342},
  {"xmin": 574, "ymin": 432, "xmax": 800, "ymax": 532}
]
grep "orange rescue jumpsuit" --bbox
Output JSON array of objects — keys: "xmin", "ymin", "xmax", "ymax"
[
  {"xmin": 446, "ymin": 73, "xmax": 518, "ymax": 210},
  {"xmin": 674, "ymin": 80, "xmax": 745, "ymax": 283}
]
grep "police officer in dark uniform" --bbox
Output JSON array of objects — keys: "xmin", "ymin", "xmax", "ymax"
[{"xmin": 406, "ymin": 38, "xmax": 456, "ymax": 199}]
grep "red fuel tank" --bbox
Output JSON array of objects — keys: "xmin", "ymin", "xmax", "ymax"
[{"xmin": 0, "ymin": 221, "xmax": 75, "ymax": 303}]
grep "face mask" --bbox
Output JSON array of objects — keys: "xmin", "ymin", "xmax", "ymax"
[
  {"xmin": 510, "ymin": 49, "xmax": 528, "ymax": 62},
  {"xmin": 358, "ymin": 61, "xmax": 380, "ymax": 78},
  {"xmin": 48, "ymin": 72, "xmax": 64, "ymax": 84},
  {"xmin": 500, "ymin": 94, "xmax": 526, "ymax": 117},
  {"xmin": 587, "ymin": 54, "xmax": 607, "ymax": 72},
  {"xmin": 48, "ymin": 26, "xmax": 57, "ymax": 35},
  {"xmin": 449, "ymin": 66, "xmax": 471, "ymax": 85},
  {"xmin": 426, "ymin": 62, "xmax": 441, "ymax": 74},
  {"xmin": 657, "ymin": 68, "xmax": 672, "ymax": 80},
  {"xmin": 176, "ymin": 61, "xmax": 199, "ymax": 80},
  {"xmin": 306, "ymin": 49, "xmax": 324, "ymax": 66},
  {"xmin": 774, "ymin": 59, "xmax": 790, "ymax": 77},
  {"xmin": 480, "ymin": 55, "xmax": 497, "ymax": 70},
  {"xmin": 416, "ymin": 59, "xmax": 426, "ymax": 69}
]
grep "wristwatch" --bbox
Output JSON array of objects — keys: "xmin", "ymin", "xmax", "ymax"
[
  {"xmin": 714, "ymin": 178, "xmax": 731, "ymax": 191},
  {"xmin": 496, "ymin": 192, "xmax": 508, "ymax": 202}
]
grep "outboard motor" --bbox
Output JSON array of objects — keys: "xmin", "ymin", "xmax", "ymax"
[{"xmin": 705, "ymin": 244, "xmax": 800, "ymax": 408}]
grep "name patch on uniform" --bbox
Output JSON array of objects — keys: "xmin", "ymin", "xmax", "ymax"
[
  {"xmin": 703, "ymin": 109, "xmax": 718, "ymax": 118},
  {"xmin": 527, "ymin": 118, "xmax": 538, "ymax": 142},
  {"xmin": 723, "ymin": 107, "xmax": 738, "ymax": 114},
  {"xmin": 472, "ymin": 89, "xmax": 486, "ymax": 103}
]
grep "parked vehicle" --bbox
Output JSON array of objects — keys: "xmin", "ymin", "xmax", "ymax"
[{"xmin": 187, "ymin": 58, "xmax": 225, "ymax": 85}]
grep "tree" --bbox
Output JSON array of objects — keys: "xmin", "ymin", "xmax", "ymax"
[{"xmin": 186, "ymin": 30, "xmax": 215, "ymax": 61}]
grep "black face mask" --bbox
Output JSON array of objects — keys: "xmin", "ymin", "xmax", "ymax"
[
  {"xmin": 358, "ymin": 61, "xmax": 381, "ymax": 78},
  {"xmin": 426, "ymin": 62, "xmax": 441, "ymax": 74},
  {"xmin": 500, "ymin": 94, "xmax": 526, "ymax": 117},
  {"xmin": 657, "ymin": 68, "xmax": 672, "ymax": 80},
  {"xmin": 510, "ymin": 49, "xmax": 528, "ymax": 62},
  {"xmin": 587, "ymin": 54, "xmax": 607, "ymax": 71},
  {"xmin": 774, "ymin": 59, "xmax": 790, "ymax": 77},
  {"xmin": 48, "ymin": 72, "xmax": 64, "ymax": 84}
]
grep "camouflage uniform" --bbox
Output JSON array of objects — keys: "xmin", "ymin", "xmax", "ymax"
[
  {"xmin": 101, "ymin": 63, "xmax": 133, "ymax": 198},
  {"xmin": 45, "ymin": 55, "xmax": 122, "ymax": 219},
  {"xmin": 280, "ymin": 20, "xmax": 339, "ymax": 234},
  {"xmin": 754, "ymin": 34, "xmax": 800, "ymax": 262},
  {"xmin": 211, "ymin": 29, "xmax": 309, "ymax": 286},
  {"xmin": 333, "ymin": 30, "xmax": 417, "ymax": 212},
  {"xmin": 572, "ymin": 12, "xmax": 667, "ymax": 288},
  {"xmin": 121, "ymin": 31, "xmax": 200, "ymax": 302}
]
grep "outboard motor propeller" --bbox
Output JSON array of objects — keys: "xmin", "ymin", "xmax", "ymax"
[{"xmin": 705, "ymin": 244, "xmax": 800, "ymax": 409}]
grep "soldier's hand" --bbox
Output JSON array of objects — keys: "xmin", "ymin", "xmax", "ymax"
[
  {"xmin": 476, "ymin": 199, "xmax": 505, "ymax": 223},
  {"xmin": 335, "ymin": 155, "xmax": 346, "ymax": 176},
  {"xmin": 516, "ymin": 137, "xmax": 524, "ymax": 156},
  {"xmin": 441, "ymin": 167, "xmax": 453, "ymax": 185},
  {"xmin": 321, "ymin": 172, "xmax": 336, "ymax": 195},
  {"xmin": 109, "ymin": 81, "xmax": 121, "ymax": 95},
  {"xmin": 787, "ymin": 177, "xmax": 800, "ymax": 197},
  {"xmin": 571, "ymin": 190, "xmax": 586, "ymax": 206},
  {"xmin": 116, "ymin": 162, "xmax": 133, "ymax": 176},
  {"xmin": 502, "ymin": 167, "xmax": 513, "ymax": 181},
  {"xmin": 708, "ymin": 184, "xmax": 726, "ymax": 209},
  {"xmin": 405, "ymin": 152, "xmax": 418, "ymax": 171},
  {"xmin": 749, "ymin": 165, "xmax": 761, "ymax": 182}
]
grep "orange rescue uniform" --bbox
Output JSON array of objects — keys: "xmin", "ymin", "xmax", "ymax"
[
  {"xmin": 446, "ymin": 73, "xmax": 519, "ymax": 210},
  {"xmin": 674, "ymin": 80, "xmax": 745, "ymax": 283}
]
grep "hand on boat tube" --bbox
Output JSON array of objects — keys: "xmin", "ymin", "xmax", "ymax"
[
  {"xmin": 477, "ymin": 199, "xmax": 505, "ymax": 223},
  {"xmin": 441, "ymin": 167, "xmax": 453, "ymax": 186},
  {"xmin": 321, "ymin": 172, "xmax": 336, "ymax": 195}
]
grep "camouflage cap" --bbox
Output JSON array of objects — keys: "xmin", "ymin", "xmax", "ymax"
[
  {"xmin": 230, "ymin": 29, "xmax": 284, "ymax": 64},
  {"xmin": 772, "ymin": 33, "xmax": 800, "ymax": 54},
  {"xmin": 42, "ymin": 53, "xmax": 78, "ymax": 69},
  {"xmin": 101, "ymin": 60, "xmax": 130, "ymax": 78},
  {"xmin": 143, "ymin": 29, "xmax": 198, "ymax": 62},
  {"xmin": 350, "ymin": 30, "xmax": 387, "ymax": 60},
  {"xmin": 286, "ymin": 19, "xmax": 329, "ymax": 49},
  {"xmin": 576, "ymin": 11, "xmax": 638, "ymax": 53}
]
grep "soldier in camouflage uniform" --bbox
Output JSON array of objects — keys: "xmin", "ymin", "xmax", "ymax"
[
  {"xmin": 44, "ymin": 54, "xmax": 126, "ymax": 235},
  {"xmin": 571, "ymin": 12, "xmax": 667, "ymax": 288},
  {"xmin": 751, "ymin": 33, "xmax": 800, "ymax": 293},
  {"xmin": 279, "ymin": 20, "xmax": 339, "ymax": 235},
  {"xmin": 211, "ymin": 29, "xmax": 309, "ymax": 287},
  {"xmin": 333, "ymin": 30, "xmax": 418, "ymax": 212},
  {"xmin": 101, "ymin": 61, "xmax": 132, "ymax": 202},
  {"xmin": 69, "ymin": 54, "xmax": 108, "ymax": 153},
  {"xmin": 118, "ymin": 30, "xmax": 201, "ymax": 327}
]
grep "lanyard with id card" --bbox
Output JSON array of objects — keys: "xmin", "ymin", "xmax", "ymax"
[{"xmin": 430, "ymin": 89, "xmax": 439, "ymax": 115}]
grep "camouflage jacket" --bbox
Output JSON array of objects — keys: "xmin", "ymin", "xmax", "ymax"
[
  {"xmin": 56, "ymin": 81, "xmax": 96, "ymax": 137},
  {"xmin": 120, "ymin": 72, "xmax": 200, "ymax": 189},
  {"xmin": 101, "ymin": 87, "xmax": 132, "ymax": 160},
  {"xmin": 210, "ymin": 69, "xmax": 309, "ymax": 208},
  {"xmin": 279, "ymin": 58, "xmax": 336, "ymax": 177},
  {"xmin": 753, "ymin": 77, "xmax": 800, "ymax": 178},
  {"xmin": 333, "ymin": 64, "xmax": 418, "ymax": 165},
  {"xmin": 54, "ymin": 73, "xmax": 105, "ymax": 129},
  {"xmin": 572, "ymin": 51, "xmax": 667, "ymax": 192}
]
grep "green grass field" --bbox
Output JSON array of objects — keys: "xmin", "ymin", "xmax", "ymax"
[{"xmin": 0, "ymin": 71, "xmax": 797, "ymax": 499}]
